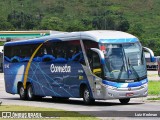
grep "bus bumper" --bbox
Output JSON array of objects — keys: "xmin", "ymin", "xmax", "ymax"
[
  {"xmin": 94, "ymin": 83, "xmax": 148, "ymax": 100},
  {"xmin": 105, "ymin": 84, "xmax": 147, "ymax": 100}
]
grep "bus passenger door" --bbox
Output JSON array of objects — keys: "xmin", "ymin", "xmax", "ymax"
[{"xmin": 89, "ymin": 49, "xmax": 104, "ymax": 99}]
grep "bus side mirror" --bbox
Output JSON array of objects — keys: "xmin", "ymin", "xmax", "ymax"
[
  {"xmin": 143, "ymin": 47, "xmax": 155, "ymax": 62},
  {"xmin": 90, "ymin": 48, "xmax": 105, "ymax": 64}
]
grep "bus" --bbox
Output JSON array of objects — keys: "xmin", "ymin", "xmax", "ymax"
[{"xmin": 3, "ymin": 30, "xmax": 154, "ymax": 104}]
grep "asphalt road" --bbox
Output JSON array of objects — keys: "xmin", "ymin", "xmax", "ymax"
[{"xmin": 0, "ymin": 73, "xmax": 160, "ymax": 120}]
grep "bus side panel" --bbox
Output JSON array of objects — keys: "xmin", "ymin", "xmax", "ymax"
[
  {"xmin": 27, "ymin": 62, "xmax": 88, "ymax": 98},
  {"xmin": 63, "ymin": 62, "xmax": 88, "ymax": 98},
  {"xmin": 4, "ymin": 61, "xmax": 27, "ymax": 94},
  {"xmin": 28, "ymin": 62, "xmax": 63, "ymax": 97}
]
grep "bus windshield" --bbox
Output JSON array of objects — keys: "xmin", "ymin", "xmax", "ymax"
[{"xmin": 101, "ymin": 42, "xmax": 147, "ymax": 82}]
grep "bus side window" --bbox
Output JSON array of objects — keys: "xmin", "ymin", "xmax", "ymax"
[
  {"xmin": 89, "ymin": 51, "xmax": 103, "ymax": 78},
  {"xmin": 4, "ymin": 46, "xmax": 12, "ymax": 62},
  {"xmin": 11, "ymin": 46, "xmax": 21, "ymax": 63},
  {"xmin": 67, "ymin": 40, "xmax": 86, "ymax": 65}
]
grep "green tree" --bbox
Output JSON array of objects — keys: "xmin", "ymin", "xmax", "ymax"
[
  {"xmin": 130, "ymin": 23, "xmax": 144, "ymax": 37},
  {"xmin": 117, "ymin": 20, "xmax": 130, "ymax": 32},
  {"xmin": 7, "ymin": 11, "xmax": 40, "ymax": 30},
  {"xmin": 66, "ymin": 20, "xmax": 87, "ymax": 32},
  {"xmin": 40, "ymin": 16, "xmax": 64, "ymax": 31},
  {"xmin": 0, "ymin": 17, "xmax": 14, "ymax": 30},
  {"xmin": 142, "ymin": 38, "xmax": 160, "ymax": 56},
  {"xmin": 0, "ymin": 42, "xmax": 5, "ymax": 46},
  {"xmin": 92, "ymin": 16, "xmax": 115, "ymax": 30}
]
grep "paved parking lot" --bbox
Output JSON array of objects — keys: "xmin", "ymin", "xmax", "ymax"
[
  {"xmin": 147, "ymin": 70, "xmax": 160, "ymax": 81},
  {"xmin": 0, "ymin": 73, "xmax": 4, "ymax": 91}
]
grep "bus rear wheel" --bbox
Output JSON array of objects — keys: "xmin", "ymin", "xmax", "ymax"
[
  {"xmin": 27, "ymin": 84, "xmax": 35, "ymax": 100},
  {"xmin": 83, "ymin": 87, "xmax": 95, "ymax": 105},
  {"xmin": 119, "ymin": 98, "xmax": 130, "ymax": 104},
  {"xmin": 19, "ymin": 85, "xmax": 27, "ymax": 100}
]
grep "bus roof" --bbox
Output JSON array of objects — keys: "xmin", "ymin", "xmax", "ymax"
[{"xmin": 4, "ymin": 30, "xmax": 138, "ymax": 46}]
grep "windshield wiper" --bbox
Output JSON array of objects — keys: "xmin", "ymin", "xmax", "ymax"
[
  {"xmin": 141, "ymin": 50, "xmax": 144, "ymax": 65},
  {"xmin": 128, "ymin": 58, "xmax": 140, "ymax": 81}
]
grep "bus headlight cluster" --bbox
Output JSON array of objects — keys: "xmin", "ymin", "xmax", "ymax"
[
  {"xmin": 107, "ymin": 85, "xmax": 117, "ymax": 90},
  {"xmin": 141, "ymin": 83, "xmax": 148, "ymax": 88}
]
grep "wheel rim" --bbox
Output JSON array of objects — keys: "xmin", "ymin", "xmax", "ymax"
[
  {"xmin": 84, "ymin": 89, "xmax": 89, "ymax": 102},
  {"xmin": 28, "ymin": 86, "xmax": 33, "ymax": 99},
  {"xmin": 20, "ymin": 87, "xmax": 24, "ymax": 97}
]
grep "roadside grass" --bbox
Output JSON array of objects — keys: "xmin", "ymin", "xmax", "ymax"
[
  {"xmin": 0, "ymin": 105, "xmax": 98, "ymax": 120},
  {"xmin": 148, "ymin": 81, "xmax": 160, "ymax": 100},
  {"xmin": 147, "ymin": 97, "xmax": 160, "ymax": 100},
  {"xmin": 148, "ymin": 81, "xmax": 160, "ymax": 95}
]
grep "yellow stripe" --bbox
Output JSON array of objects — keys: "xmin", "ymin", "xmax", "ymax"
[{"xmin": 23, "ymin": 40, "xmax": 48, "ymax": 89}]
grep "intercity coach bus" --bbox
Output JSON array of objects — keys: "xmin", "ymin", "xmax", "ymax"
[{"xmin": 3, "ymin": 30, "xmax": 153, "ymax": 104}]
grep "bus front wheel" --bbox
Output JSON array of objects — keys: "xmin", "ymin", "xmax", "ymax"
[
  {"xmin": 27, "ymin": 84, "xmax": 35, "ymax": 100},
  {"xmin": 119, "ymin": 98, "xmax": 130, "ymax": 104},
  {"xmin": 83, "ymin": 87, "xmax": 95, "ymax": 104},
  {"xmin": 19, "ymin": 85, "xmax": 27, "ymax": 100}
]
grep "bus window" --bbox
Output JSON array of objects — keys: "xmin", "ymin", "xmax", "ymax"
[
  {"xmin": 11, "ymin": 46, "xmax": 21, "ymax": 63},
  {"xmin": 4, "ymin": 46, "xmax": 12, "ymax": 62},
  {"xmin": 67, "ymin": 40, "xmax": 85, "ymax": 65},
  {"xmin": 4, "ymin": 44, "xmax": 39, "ymax": 63},
  {"xmin": 19, "ymin": 44, "xmax": 36, "ymax": 62},
  {"xmin": 43, "ymin": 40, "xmax": 86, "ymax": 64},
  {"xmin": 83, "ymin": 40, "xmax": 98, "ymax": 55}
]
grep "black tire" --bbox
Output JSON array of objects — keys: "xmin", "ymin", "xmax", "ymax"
[
  {"xmin": 119, "ymin": 98, "xmax": 130, "ymax": 104},
  {"xmin": 19, "ymin": 85, "xmax": 27, "ymax": 100},
  {"xmin": 83, "ymin": 87, "xmax": 95, "ymax": 105},
  {"xmin": 27, "ymin": 84, "xmax": 35, "ymax": 100}
]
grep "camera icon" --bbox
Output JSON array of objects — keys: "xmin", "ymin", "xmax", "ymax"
[{"xmin": 2, "ymin": 112, "xmax": 12, "ymax": 118}]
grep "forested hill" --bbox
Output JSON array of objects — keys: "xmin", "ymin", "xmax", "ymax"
[{"xmin": 0, "ymin": 0, "xmax": 160, "ymax": 55}]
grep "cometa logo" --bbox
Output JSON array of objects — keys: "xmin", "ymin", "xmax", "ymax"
[{"xmin": 50, "ymin": 64, "xmax": 71, "ymax": 73}]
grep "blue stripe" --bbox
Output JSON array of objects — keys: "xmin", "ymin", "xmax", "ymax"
[
  {"xmin": 102, "ymin": 79, "xmax": 148, "ymax": 88},
  {"xmin": 99, "ymin": 38, "xmax": 138, "ymax": 43}
]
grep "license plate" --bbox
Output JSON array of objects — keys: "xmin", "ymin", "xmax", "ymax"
[{"xmin": 126, "ymin": 93, "xmax": 134, "ymax": 96}]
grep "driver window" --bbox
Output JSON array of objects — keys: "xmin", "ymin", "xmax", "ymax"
[{"xmin": 89, "ymin": 51, "xmax": 103, "ymax": 78}]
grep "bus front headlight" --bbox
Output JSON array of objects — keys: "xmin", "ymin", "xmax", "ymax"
[
  {"xmin": 141, "ymin": 83, "xmax": 148, "ymax": 88},
  {"xmin": 107, "ymin": 85, "xmax": 117, "ymax": 90}
]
